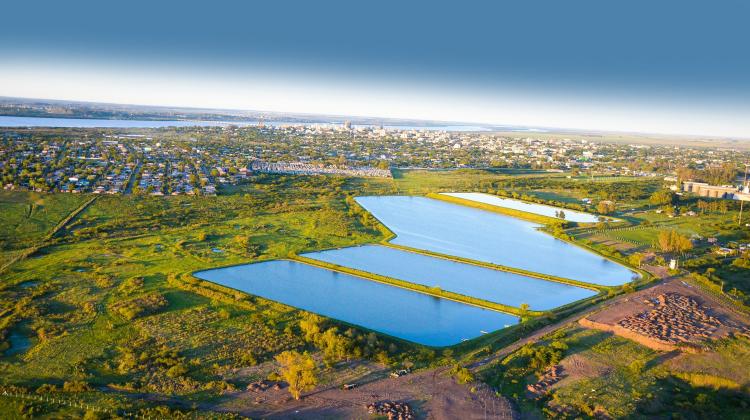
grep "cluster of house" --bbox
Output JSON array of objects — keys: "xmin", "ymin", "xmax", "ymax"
[
  {"xmin": 3, "ymin": 124, "xmax": 750, "ymax": 192},
  {"xmin": 249, "ymin": 123, "xmax": 726, "ymax": 171},
  {"xmin": 711, "ymin": 238, "xmax": 750, "ymax": 256},
  {"xmin": 92, "ymin": 165, "xmax": 134, "ymax": 194}
]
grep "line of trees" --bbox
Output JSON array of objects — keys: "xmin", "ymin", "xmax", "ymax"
[
  {"xmin": 656, "ymin": 230, "xmax": 693, "ymax": 254},
  {"xmin": 696, "ymin": 200, "xmax": 729, "ymax": 214},
  {"xmin": 677, "ymin": 163, "xmax": 738, "ymax": 186}
]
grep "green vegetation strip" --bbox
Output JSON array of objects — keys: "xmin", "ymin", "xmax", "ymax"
[
  {"xmin": 426, "ymin": 192, "xmax": 568, "ymax": 225},
  {"xmin": 379, "ymin": 242, "xmax": 607, "ymax": 293},
  {"xmin": 0, "ymin": 196, "xmax": 98, "ymax": 275},
  {"xmin": 44, "ymin": 196, "xmax": 98, "ymax": 241},
  {"xmin": 292, "ymin": 255, "xmax": 541, "ymax": 317},
  {"xmin": 549, "ymin": 230, "xmax": 654, "ymax": 286},
  {"xmin": 426, "ymin": 192, "xmax": 648, "ymax": 287}
]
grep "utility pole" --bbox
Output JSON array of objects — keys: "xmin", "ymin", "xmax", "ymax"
[{"xmin": 739, "ymin": 164, "xmax": 749, "ymax": 226}]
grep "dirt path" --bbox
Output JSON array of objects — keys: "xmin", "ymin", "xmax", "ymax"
[
  {"xmin": 44, "ymin": 195, "xmax": 98, "ymax": 240},
  {"xmin": 214, "ymin": 366, "xmax": 518, "ymax": 419}
]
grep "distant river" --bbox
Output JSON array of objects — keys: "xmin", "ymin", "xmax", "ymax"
[
  {"xmin": 0, "ymin": 115, "xmax": 536, "ymax": 132},
  {"xmin": 0, "ymin": 115, "xmax": 250, "ymax": 128}
]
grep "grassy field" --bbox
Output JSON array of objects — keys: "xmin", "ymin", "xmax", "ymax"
[
  {"xmin": 1, "ymin": 171, "xmax": 747, "ymax": 417},
  {"xmin": 520, "ymin": 189, "xmax": 586, "ymax": 204},
  {"xmin": 578, "ymin": 204, "xmax": 750, "ymax": 300},
  {"xmin": 0, "ymin": 191, "xmax": 89, "ymax": 251},
  {"xmin": 482, "ymin": 325, "xmax": 750, "ymax": 419},
  {"xmin": 0, "ymin": 175, "xmax": 410, "ymax": 415},
  {"xmin": 389, "ymin": 168, "xmax": 568, "ymax": 194}
]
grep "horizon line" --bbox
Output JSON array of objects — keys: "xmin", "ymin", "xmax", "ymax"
[{"xmin": 3, "ymin": 95, "xmax": 749, "ymax": 141}]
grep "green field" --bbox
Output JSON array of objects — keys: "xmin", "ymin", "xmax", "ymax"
[
  {"xmin": 482, "ymin": 326, "xmax": 750, "ymax": 419},
  {"xmin": 1, "ymin": 171, "xmax": 748, "ymax": 417},
  {"xmin": 0, "ymin": 191, "xmax": 89, "ymax": 251}
]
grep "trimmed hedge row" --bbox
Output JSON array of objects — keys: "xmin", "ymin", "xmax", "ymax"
[{"xmin": 548, "ymin": 230, "xmax": 654, "ymax": 287}]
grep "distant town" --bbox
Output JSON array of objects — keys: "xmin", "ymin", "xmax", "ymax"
[{"xmin": 3, "ymin": 123, "xmax": 750, "ymax": 200}]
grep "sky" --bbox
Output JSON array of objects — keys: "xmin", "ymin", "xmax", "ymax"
[{"xmin": 1, "ymin": 1, "xmax": 749, "ymax": 137}]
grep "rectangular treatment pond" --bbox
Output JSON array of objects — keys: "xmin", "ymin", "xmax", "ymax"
[
  {"xmin": 355, "ymin": 196, "xmax": 638, "ymax": 286},
  {"xmin": 302, "ymin": 245, "xmax": 597, "ymax": 311},
  {"xmin": 441, "ymin": 192, "xmax": 603, "ymax": 223},
  {"xmin": 193, "ymin": 260, "xmax": 518, "ymax": 346}
]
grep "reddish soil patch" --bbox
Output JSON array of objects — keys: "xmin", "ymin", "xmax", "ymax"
[
  {"xmin": 526, "ymin": 365, "xmax": 566, "ymax": 399},
  {"xmin": 585, "ymin": 234, "xmax": 638, "ymax": 252},
  {"xmin": 557, "ymin": 354, "xmax": 611, "ymax": 384}
]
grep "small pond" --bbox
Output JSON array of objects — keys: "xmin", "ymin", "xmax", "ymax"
[{"xmin": 441, "ymin": 192, "xmax": 602, "ymax": 223}]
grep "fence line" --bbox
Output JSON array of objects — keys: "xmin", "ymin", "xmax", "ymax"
[{"xmin": 0, "ymin": 390, "xmax": 165, "ymax": 420}]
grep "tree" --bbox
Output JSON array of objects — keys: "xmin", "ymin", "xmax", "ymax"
[
  {"xmin": 673, "ymin": 233, "xmax": 694, "ymax": 254},
  {"xmin": 657, "ymin": 230, "xmax": 673, "ymax": 252},
  {"xmin": 233, "ymin": 234, "xmax": 250, "ymax": 251},
  {"xmin": 318, "ymin": 328, "xmax": 352, "ymax": 366},
  {"xmin": 662, "ymin": 204, "xmax": 677, "ymax": 217},
  {"xmin": 299, "ymin": 313, "xmax": 324, "ymax": 342},
  {"xmin": 649, "ymin": 190, "xmax": 675, "ymax": 206},
  {"xmin": 703, "ymin": 163, "xmax": 737, "ymax": 185},
  {"xmin": 596, "ymin": 200, "xmax": 615, "ymax": 215},
  {"xmin": 450, "ymin": 363, "xmax": 475, "ymax": 384},
  {"xmin": 656, "ymin": 229, "xmax": 693, "ymax": 255},
  {"xmin": 628, "ymin": 252, "xmax": 644, "ymax": 268},
  {"xmin": 519, "ymin": 302, "xmax": 530, "ymax": 319},
  {"xmin": 275, "ymin": 350, "xmax": 317, "ymax": 400},
  {"xmin": 557, "ymin": 210, "xmax": 566, "ymax": 220}
]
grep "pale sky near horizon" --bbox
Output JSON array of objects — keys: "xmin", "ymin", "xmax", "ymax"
[{"xmin": 1, "ymin": 1, "xmax": 749, "ymax": 138}]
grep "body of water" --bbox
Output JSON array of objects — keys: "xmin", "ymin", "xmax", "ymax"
[
  {"xmin": 302, "ymin": 244, "xmax": 597, "ymax": 311},
  {"xmin": 6, "ymin": 331, "xmax": 32, "ymax": 356},
  {"xmin": 0, "ymin": 115, "xmax": 539, "ymax": 132},
  {"xmin": 0, "ymin": 115, "xmax": 249, "ymax": 128},
  {"xmin": 355, "ymin": 196, "xmax": 638, "ymax": 286},
  {"xmin": 441, "ymin": 192, "xmax": 601, "ymax": 223},
  {"xmin": 193, "ymin": 260, "xmax": 517, "ymax": 346}
]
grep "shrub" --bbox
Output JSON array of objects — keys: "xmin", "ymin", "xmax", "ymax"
[
  {"xmin": 110, "ymin": 292, "xmax": 168, "ymax": 320},
  {"xmin": 451, "ymin": 364, "xmax": 475, "ymax": 384},
  {"xmin": 62, "ymin": 381, "xmax": 91, "ymax": 392},
  {"xmin": 166, "ymin": 363, "xmax": 188, "ymax": 378}
]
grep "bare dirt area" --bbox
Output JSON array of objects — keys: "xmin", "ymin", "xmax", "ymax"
[
  {"xmin": 214, "ymin": 366, "xmax": 517, "ymax": 419},
  {"xmin": 556, "ymin": 353, "xmax": 611, "ymax": 385},
  {"xmin": 526, "ymin": 365, "xmax": 566, "ymax": 399},
  {"xmin": 584, "ymin": 234, "xmax": 639, "ymax": 252},
  {"xmin": 468, "ymin": 270, "xmax": 673, "ymax": 372},
  {"xmin": 579, "ymin": 277, "xmax": 750, "ymax": 351}
]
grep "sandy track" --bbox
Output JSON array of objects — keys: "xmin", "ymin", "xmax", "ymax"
[{"xmin": 215, "ymin": 366, "xmax": 517, "ymax": 419}]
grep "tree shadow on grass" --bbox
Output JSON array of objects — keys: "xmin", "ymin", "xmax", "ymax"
[
  {"xmin": 634, "ymin": 375, "xmax": 750, "ymax": 419},
  {"xmin": 558, "ymin": 328, "xmax": 613, "ymax": 358}
]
